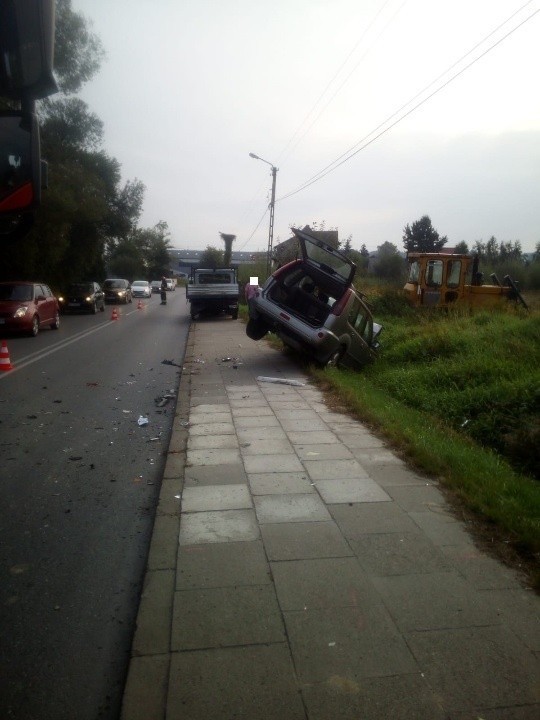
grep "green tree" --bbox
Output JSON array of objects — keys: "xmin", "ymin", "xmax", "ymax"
[
  {"xmin": 53, "ymin": 0, "xmax": 105, "ymax": 95},
  {"xmin": 402, "ymin": 215, "xmax": 447, "ymax": 253},
  {"xmin": 342, "ymin": 235, "xmax": 353, "ymax": 256},
  {"xmin": 199, "ymin": 246, "xmax": 224, "ymax": 268},
  {"xmin": 454, "ymin": 241, "xmax": 469, "ymax": 254},
  {"xmin": 373, "ymin": 242, "xmax": 405, "ymax": 282}
]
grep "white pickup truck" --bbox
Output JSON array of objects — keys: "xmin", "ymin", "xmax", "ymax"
[{"xmin": 186, "ymin": 268, "xmax": 239, "ymax": 320}]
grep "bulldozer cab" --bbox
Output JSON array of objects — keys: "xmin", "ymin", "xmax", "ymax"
[{"xmin": 404, "ymin": 253, "xmax": 527, "ymax": 310}]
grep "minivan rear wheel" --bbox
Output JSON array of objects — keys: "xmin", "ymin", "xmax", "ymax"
[{"xmin": 246, "ymin": 318, "xmax": 268, "ymax": 340}]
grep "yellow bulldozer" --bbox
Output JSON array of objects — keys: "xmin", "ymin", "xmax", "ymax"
[{"xmin": 403, "ymin": 252, "xmax": 528, "ymax": 310}]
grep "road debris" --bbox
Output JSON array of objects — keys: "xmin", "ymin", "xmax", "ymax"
[
  {"xmin": 137, "ymin": 416, "xmax": 149, "ymax": 426},
  {"xmin": 257, "ymin": 376, "xmax": 305, "ymax": 387}
]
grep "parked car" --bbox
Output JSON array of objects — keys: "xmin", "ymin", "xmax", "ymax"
[
  {"xmin": 246, "ymin": 227, "xmax": 382, "ymax": 369},
  {"xmin": 58, "ymin": 282, "xmax": 105, "ymax": 314},
  {"xmin": 103, "ymin": 279, "xmax": 132, "ymax": 304},
  {"xmin": 131, "ymin": 280, "xmax": 152, "ymax": 298},
  {"xmin": 0, "ymin": 281, "xmax": 60, "ymax": 336}
]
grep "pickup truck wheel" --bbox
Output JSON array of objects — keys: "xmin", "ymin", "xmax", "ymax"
[{"xmin": 246, "ymin": 318, "xmax": 268, "ymax": 340}]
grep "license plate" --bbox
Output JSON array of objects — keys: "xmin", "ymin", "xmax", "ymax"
[
  {"xmin": 69, "ymin": 302, "xmax": 79, "ymax": 307},
  {"xmin": 0, "ymin": 318, "xmax": 5, "ymax": 324}
]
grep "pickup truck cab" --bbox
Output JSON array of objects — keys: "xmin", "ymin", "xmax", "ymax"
[{"xmin": 186, "ymin": 268, "xmax": 239, "ymax": 320}]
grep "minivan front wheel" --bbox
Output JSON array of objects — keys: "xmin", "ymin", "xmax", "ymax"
[{"xmin": 325, "ymin": 347, "xmax": 344, "ymax": 368}]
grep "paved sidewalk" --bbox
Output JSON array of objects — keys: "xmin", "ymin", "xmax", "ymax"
[{"xmin": 121, "ymin": 316, "xmax": 540, "ymax": 720}]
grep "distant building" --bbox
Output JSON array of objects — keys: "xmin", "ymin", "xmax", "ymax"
[{"xmin": 169, "ymin": 249, "xmax": 262, "ymax": 276}]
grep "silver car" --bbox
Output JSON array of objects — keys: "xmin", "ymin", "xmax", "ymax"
[{"xmin": 246, "ymin": 227, "xmax": 382, "ymax": 369}]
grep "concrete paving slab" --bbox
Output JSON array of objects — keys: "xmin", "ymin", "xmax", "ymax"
[
  {"xmin": 261, "ymin": 521, "xmax": 354, "ymax": 561},
  {"xmin": 441, "ymin": 543, "xmax": 524, "ymax": 590},
  {"xmin": 233, "ymin": 415, "xmax": 281, "ymax": 431},
  {"xmin": 187, "ymin": 434, "xmax": 238, "ymax": 450},
  {"xmin": 181, "ymin": 483, "xmax": 252, "ymax": 512},
  {"xmin": 171, "ymin": 585, "xmax": 285, "ymax": 650},
  {"xmin": 243, "ymin": 453, "xmax": 304, "ymax": 474},
  {"xmin": 236, "ymin": 425, "xmax": 288, "ymax": 441},
  {"xmin": 409, "ymin": 509, "xmax": 476, "ymax": 546},
  {"xmin": 350, "ymin": 532, "xmax": 453, "ymax": 577},
  {"xmin": 339, "ymin": 432, "xmax": 386, "ymax": 449},
  {"xmin": 189, "ymin": 403, "xmax": 231, "ymax": 414},
  {"xmin": 360, "ymin": 461, "xmax": 431, "ymax": 486},
  {"xmin": 188, "ymin": 412, "xmax": 232, "ymax": 425},
  {"xmin": 179, "ymin": 509, "xmax": 260, "ymax": 545},
  {"xmin": 248, "ymin": 472, "xmax": 314, "ymax": 495},
  {"xmin": 301, "ymin": 672, "xmax": 447, "ymax": 720},
  {"xmin": 254, "ymin": 493, "xmax": 331, "ymax": 523},
  {"xmin": 329, "ymin": 502, "xmax": 423, "ymax": 537},
  {"xmin": 303, "ymin": 458, "xmax": 370, "ymax": 480},
  {"xmin": 271, "ymin": 557, "xmax": 376, "ymax": 611},
  {"xmin": 176, "ymin": 540, "xmax": 271, "ymax": 590},
  {"xmin": 240, "ymin": 438, "xmax": 294, "ymax": 456},
  {"xmin": 184, "ymin": 463, "xmax": 247, "ymax": 486},
  {"xmin": 288, "ymin": 430, "xmax": 340, "ymax": 445},
  {"xmin": 284, "ymin": 604, "xmax": 418, "ymax": 683},
  {"xmin": 280, "ymin": 417, "xmax": 329, "ymax": 432},
  {"xmin": 294, "ymin": 443, "xmax": 354, "ymax": 460},
  {"xmin": 405, "ymin": 625, "xmax": 540, "ymax": 711},
  {"xmin": 231, "ymin": 405, "xmax": 275, "ymax": 417},
  {"xmin": 386, "ymin": 483, "xmax": 447, "ymax": 512},
  {"xmin": 188, "ymin": 421, "xmax": 235, "ymax": 436},
  {"xmin": 372, "ymin": 571, "xmax": 500, "ymax": 631},
  {"xmin": 315, "ymin": 478, "xmax": 392, "ymax": 504},
  {"xmin": 481, "ymin": 588, "xmax": 540, "ymax": 652},
  {"xmin": 167, "ymin": 645, "xmax": 306, "ymax": 720},
  {"xmin": 186, "ymin": 448, "xmax": 241, "ymax": 466}
]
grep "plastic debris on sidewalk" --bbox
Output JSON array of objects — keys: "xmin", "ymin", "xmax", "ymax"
[
  {"xmin": 257, "ymin": 376, "xmax": 305, "ymax": 387},
  {"xmin": 137, "ymin": 416, "xmax": 149, "ymax": 426}
]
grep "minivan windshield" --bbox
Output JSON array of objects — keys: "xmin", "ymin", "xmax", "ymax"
[{"xmin": 293, "ymin": 228, "xmax": 355, "ymax": 285}]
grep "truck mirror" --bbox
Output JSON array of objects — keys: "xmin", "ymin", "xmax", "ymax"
[
  {"xmin": 0, "ymin": 112, "xmax": 41, "ymax": 214},
  {"xmin": 0, "ymin": 0, "xmax": 57, "ymax": 99}
]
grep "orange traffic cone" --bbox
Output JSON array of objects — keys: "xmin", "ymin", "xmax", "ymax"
[
  {"xmin": 0, "ymin": 340, "xmax": 13, "ymax": 371},
  {"xmin": 137, "ymin": 299, "xmax": 143, "ymax": 310},
  {"xmin": 111, "ymin": 307, "xmax": 119, "ymax": 321}
]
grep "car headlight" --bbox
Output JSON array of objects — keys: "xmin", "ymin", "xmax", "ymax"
[
  {"xmin": 85, "ymin": 296, "xmax": 92, "ymax": 302},
  {"xmin": 14, "ymin": 306, "xmax": 29, "ymax": 318},
  {"xmin": 58, "ymin": 296, "xmax": 64, "ymax": 302},
  {"xmin": 117, "ymin": 290, "xmax": 125, "ymax": 296}
]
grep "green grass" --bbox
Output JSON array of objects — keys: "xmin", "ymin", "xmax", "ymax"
[{"xmin": 307, "ymin": 294, "xmax": 540, "ymax": 585}]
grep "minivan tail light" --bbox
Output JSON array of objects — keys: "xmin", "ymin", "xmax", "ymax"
[{"xmin": 331, "ymin": 288, "xmax": 351, "ymax": 316}]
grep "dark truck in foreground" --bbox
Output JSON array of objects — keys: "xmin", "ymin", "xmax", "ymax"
[{"xmin": 186, "ymin": 268, "xmax": 240, "ymax": 320}]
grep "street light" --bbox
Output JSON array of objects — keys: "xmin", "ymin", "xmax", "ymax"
[{"xmin": 249, "ymin": 152, "xmax": 278, "ymax": 276}]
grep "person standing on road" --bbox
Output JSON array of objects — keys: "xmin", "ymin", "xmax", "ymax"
[{"xmin": 160, "ymin": 277, "xmax": 168, "ymax": 305}]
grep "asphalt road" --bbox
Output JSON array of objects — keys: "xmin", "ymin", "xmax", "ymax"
[{"xmin": 0, "ymin": 290, "xmax": 190, "ymax": 720}]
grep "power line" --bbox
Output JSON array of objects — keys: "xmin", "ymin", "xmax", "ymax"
[{"xmin": 278, "ymin": 3, "xmax": 539, "ymax": 202}]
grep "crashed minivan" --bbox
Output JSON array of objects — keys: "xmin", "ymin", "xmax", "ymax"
[{"xmin": 246, "ymin": 227, "xmax": 382, "ymax": 369}]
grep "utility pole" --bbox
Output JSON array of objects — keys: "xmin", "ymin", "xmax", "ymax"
[
  {"xmin": 249, "ymin": 153, "xmax": 278, "ymax": 278},
  {"xmin": 267, "ymin": 165, "xmax": 277, "ymax": 276}
]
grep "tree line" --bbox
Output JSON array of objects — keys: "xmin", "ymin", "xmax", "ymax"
[{"xmin": 1, "ymin": 0, "xmax": 172, "ymax": 290}]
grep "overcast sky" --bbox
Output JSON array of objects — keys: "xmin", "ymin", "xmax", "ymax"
[{"xmin": 72, "ymin": 0, "xmax": 540, "ymax": 253}]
